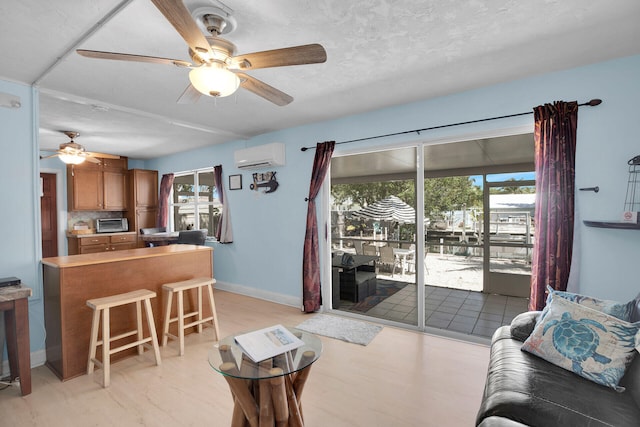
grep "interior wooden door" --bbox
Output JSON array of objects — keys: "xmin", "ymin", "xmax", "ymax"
[{"xmin": 40, "ymin": 173, "xmax": 58, "ymax": 258}]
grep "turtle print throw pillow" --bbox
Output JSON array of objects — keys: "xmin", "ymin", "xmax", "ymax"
[
  {"xmin": 522, "ymin": 296, "xmax": 640, "ymax": 391},
  {"xmin": 543, "ymin": 285, "xmax": 636, "ymax": 322}
]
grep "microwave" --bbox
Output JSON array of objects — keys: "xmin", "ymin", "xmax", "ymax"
[{"xmin": 96, "ymin": 218, "xmax": 129, "ymax": 233}]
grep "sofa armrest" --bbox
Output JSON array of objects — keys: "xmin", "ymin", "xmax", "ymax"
[{"xmin": 509, "ymin": 311, "xmax": 541, "ymax": 342}]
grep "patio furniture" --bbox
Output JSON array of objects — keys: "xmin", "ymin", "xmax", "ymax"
[
  {"xmin": 393, "ymin": 247, "xmax": 415, "ymax": 275},
  {"xmin": 332, "ymin": 255, "xmax": 378, "ymax": 302},
  {"xmin": 379, "ymin": 246, "xmax": 397, "ymax": 276},
  {"xmin": 363, "ymin": 244, "xmax": 377, "ymax": 256}
]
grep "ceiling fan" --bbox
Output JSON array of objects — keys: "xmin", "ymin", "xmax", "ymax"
[
  {"xmin": 76, "ymin": 0, "xmax": 327, "ymax": 106},
  {"xmin": 40, "ymin": 131, "xmax": 120, "ymax": 165}
]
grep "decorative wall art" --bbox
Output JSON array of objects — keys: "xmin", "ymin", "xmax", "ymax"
[
  {"xmin": 229, "ymin": 174, "xmax": 242, "ymax": 190},
  {"xmin": 250, "ymin": 171, "xmax": 279, "ymax": 193}
]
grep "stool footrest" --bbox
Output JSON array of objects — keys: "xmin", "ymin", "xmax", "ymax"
[{"xmin": 110, "ymin": 337, "xmax": 153, "ymax": 355}]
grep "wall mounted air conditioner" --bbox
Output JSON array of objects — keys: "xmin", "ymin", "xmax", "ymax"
[{"xmin": 234, "ymin": 142, "xmax": 286, "ymax": 170}]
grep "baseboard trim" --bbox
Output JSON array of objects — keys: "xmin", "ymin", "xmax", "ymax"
[
  {"xmin": 1, "ymin": 348, "xmax": 47, "ymax": 377},
  {"xmin": 214, "ymin": 280, "xmax": 302, "ymax": 310}
]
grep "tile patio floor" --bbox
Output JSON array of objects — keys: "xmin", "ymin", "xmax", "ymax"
[{"xmin": 338, "ymin": 283, "xmax": 530, "ymax": 341}]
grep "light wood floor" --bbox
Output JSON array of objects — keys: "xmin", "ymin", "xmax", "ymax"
[{"xmin": 0, "ymin": 290, "xmax": 490, "ymax": 426}]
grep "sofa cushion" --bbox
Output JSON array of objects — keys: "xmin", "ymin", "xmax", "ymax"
[
  {"xmin": 522, "ymin": 296, "xmax": 640, "ymax": 391},
  {"xmin": 543, "ymin": 285, "xmax": 637, "ymax": 322},
  {"xmin": 509, "ymin": 311, "xmax": 541, "ymax": 342},
  {"xmin": 476, "ymin": 326, "xmax": 640, "ymax": 426}
]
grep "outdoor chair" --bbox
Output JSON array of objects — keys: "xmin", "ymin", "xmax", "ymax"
[
  {"xmin": 363, "ymin": 244, "xmax": 377, "ymax": 256},
  {"xmin": 378, "ymin": 245, "xmax": 397, "ymax": 276}
]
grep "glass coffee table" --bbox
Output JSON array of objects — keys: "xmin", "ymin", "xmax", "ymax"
[{"xmin": 208, "ymin": 326, "xmax": 322, "ymax": 427}]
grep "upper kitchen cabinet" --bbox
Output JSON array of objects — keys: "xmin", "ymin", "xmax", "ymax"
[
  {"xmin": 126, "ymin": 169, "xmax": 159, "ymax": 242},
  {"xmin": 129, "ymin": 169, "xmax": 158, "ymax": 209},
  {"xmin": 67, "ymin": 157, "xmax": 128, "ymax": 211}
]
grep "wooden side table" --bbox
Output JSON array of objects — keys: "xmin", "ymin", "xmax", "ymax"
[
  {"xmin": 0, "ymin": 285, "xmax": 32, "ymax": 396},
  {"xmin": 209, "ymin": 327, "xmax": 322, "ymax": 427}
]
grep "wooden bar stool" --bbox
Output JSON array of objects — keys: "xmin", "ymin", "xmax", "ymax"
[
  {"xmin": 162, "ymin": 277, "xmax": 220, "ymax": 355},
  {"xmin": 86, "ymin": 289, "xmax": 162, "ymax": 387}
]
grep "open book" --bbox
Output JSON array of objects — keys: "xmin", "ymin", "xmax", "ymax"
[{"xmin": 234, "ymin": 324, "xmax": 304, "ymax": 363}]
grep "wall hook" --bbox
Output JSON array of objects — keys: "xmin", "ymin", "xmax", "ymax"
[{"xmin": 579, "ymin": 186, "xmax": 599, "ymax": 193}]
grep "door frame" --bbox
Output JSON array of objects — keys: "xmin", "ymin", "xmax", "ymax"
[
  {"xmin": 321, "ymin": 124, "xmax": 534, "ymax": 332},
  {"xmin": 40, "ymin": 168, "xmax": 66, "ymax": 257}
]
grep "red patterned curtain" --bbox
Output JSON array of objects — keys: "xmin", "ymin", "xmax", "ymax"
[
  {"xmin": 302, "ymin": 141, "xmax": 335, "ymax": 312},
  {"xmin": 156, "ymin": 173, "xmax": 174, "ymax": 228},
  {"xmin": 529, "ymin": 101, "xmax": 578, "ymax": 311}
]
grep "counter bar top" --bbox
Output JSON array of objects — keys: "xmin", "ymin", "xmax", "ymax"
[
  {"xmin": 66, "ymin": 231, "xmax": 136, "ymax": 238},
  {"xmin": 42, "ymin": 244, "xmax": 212, "ymax": 268}
]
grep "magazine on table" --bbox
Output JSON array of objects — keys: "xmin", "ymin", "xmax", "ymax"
[{"xmin": 234, "ymin": 324, "xmax": 304, "ymax": 362}]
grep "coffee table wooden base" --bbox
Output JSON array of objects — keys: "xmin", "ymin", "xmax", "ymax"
[{"xmin": 219, "ymin": 350, "xmax": 316, "ymax": 427}]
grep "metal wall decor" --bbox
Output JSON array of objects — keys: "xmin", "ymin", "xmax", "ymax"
[
  {"xmin": 624, "ymin": 155, "xmax": 640, "ymax": 212},
  {"xmin": 250, "ymin": 171, "xmax": 279, "ymax": 193}
]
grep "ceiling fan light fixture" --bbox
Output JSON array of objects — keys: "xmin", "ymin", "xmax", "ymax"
[
  {"xmin": 189, "ymin": 63, "xmax": 240, "ymax": 97},
  {"xmin": 58, "ymin": 154, "xmax": 86, "ymax": 165}
]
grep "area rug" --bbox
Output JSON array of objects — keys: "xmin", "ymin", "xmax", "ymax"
[
  {"xmin": 351, "ymin": 280, "xmax": 407, "ymax": 312},
  {"xmin": 295, "ymin": 314, "xmax": 382, "ymax": 346}
]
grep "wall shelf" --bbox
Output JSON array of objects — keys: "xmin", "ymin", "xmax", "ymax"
[{"xmin": 583, "ymin": 220, "xmax": 640, "ymax": 230}]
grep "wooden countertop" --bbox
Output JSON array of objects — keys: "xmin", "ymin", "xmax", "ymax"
[
  {"xmin": 42, "ymin": 244, "xmax": 212, "ymax": 268},
  {"xmin": 0, "ymin": 284, "xmax": 32, "ymax": 301},
  {"xmin": 66, "ymin": 231, "xmax": 136, "ymax": 238}
]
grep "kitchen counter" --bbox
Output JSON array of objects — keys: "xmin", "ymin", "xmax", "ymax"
[
  {"xmin": 42, "ymin": 245, "xmax": 214, "ymax": 381},
  {"xmin": 43, "ymin": 244, "xmax": 211, "ymax": 268},
  {"xmin": 66, "ymin": 231, "xmax": 135, "ymax": 238}
]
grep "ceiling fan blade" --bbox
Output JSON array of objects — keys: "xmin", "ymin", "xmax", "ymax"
[
  {"xmin": 84, "ymin": 156, "xmax": 102, "ymax": 164},
  {"xmin": 177, "ymin": 84, "xmax": 202, "ymax": 104},
  {"xmin": 150, "ymin": 0, "xmax": 213, "ymax": 60},
  {"xmin": 39, "ymin": 153, "xmax": 61, "ymax": 160},
  {"xmin": 77, "ymin": 49, "xmax": 192, "ymax": 68},
  {"xmin": 85, "ymin": 152, "xmax": 120, "ymax": 160},
  {"xmin": 229, "ymin": 44, "xmax": 327, "ymax": 70},
  {"xmin": 237, "ymin": 73, "xmax": 293, "ymax": 106}
]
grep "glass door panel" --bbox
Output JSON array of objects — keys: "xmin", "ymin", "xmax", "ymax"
[
  {"xmin": 484, "ymin": 174, "xmax": 535, "ymax": 297},
  {"xmin": 330, "ymin": 147, "xmax": 418, "ymax": 326}
]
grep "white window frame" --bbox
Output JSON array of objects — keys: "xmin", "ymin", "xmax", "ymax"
[{"xmin": 169, "ymin": 167, "xmax": 221, "ymax": 238}]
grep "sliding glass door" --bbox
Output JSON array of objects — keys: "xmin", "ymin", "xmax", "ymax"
[{"xmin": 329, "ymin": 147, "xmax": 419, "ymax": 326}]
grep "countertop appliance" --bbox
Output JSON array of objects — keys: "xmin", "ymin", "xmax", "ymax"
[{"xmin": 96, "ymin": 218, "xmax": 128, "ymax": 233}]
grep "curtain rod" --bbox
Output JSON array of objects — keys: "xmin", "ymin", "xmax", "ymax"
[{"xmin": 300, "ymin": 98, "xmax": 602, "ymax": 152}]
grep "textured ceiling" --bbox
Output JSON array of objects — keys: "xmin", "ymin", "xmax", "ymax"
[{"xmin": 1, "ymin": 0, "xmax": 639, "ymax": 159}]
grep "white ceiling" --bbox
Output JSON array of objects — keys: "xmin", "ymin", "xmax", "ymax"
[{"xmin": 2, "ymin": 0, "xmax": 639, "ymax": 159}]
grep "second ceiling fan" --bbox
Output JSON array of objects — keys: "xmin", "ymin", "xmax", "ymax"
[{"xmin": 77, "ymin": 0, "xmax": 327, "ymax": 106}]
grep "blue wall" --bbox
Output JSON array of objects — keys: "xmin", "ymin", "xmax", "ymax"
[
  {"xmin": 148, "ymin": 54, "xmax": 640, "ymax": 305},
  {"xmin": 0, "ymin": 81, "xmax": 48, "ymax": 363},
  {"xmin": 2, "ymin": 54, "xmax": 639, "ymax": 363}
]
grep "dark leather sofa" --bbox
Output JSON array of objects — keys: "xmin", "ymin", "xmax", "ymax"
[{"xmin": 476, "ymin": 299, "xmax": 640, "ymax": 427}]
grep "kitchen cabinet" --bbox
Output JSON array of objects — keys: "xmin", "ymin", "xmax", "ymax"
[
  {"xmin": 125, "ymin": 169, "xmax": 159, "ymax": 246},
  {"xmin": 67, "ymin": 157, "xmax": 128, "ymax": 211},
  {"xmin": 67, "ymin": 232, "xmax": 137, "ymax": 255}
]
